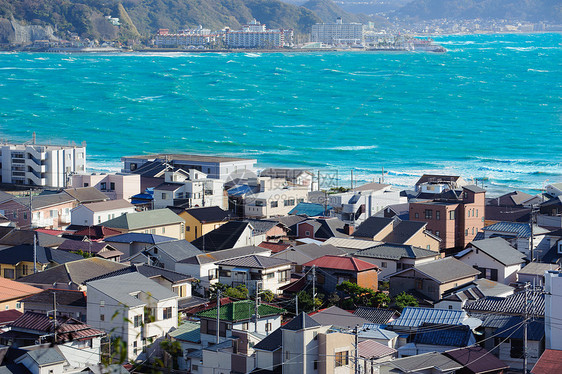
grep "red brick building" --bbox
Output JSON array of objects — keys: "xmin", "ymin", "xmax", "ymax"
[{"xmin": 409, "ymin": 185, "xmax": 486, "ymax": 250}]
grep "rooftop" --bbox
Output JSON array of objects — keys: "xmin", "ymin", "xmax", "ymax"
[
  {"xmin": 197, "ymin": 300, "xmax": 285, "ymax": 322},
  {"xmin": 184, "ymin": 206, "xmax": 231, "ymax": 223},
  {"xmin": 462, "ymin": 237, "xmax": 526, "ymax": 266},
  {"xmin": 0, "ymin": 278, "xmax": 41, "ymax": 302},
  {"xmin": 101, "ymin": 208, "xmax": 183, "ymax": 230},
  {"xmin": 303, "ymin": 255, "xmax": 378, "ymax": 272},
  {"xmin": 309, "ymin": 306, "xmax": 370, "ymax": 329},
  {"xmin": 216, "ymin": 254, "xmax": 291, "ymax": 269},
  {"xmin": 532, "ymin": 349, "xmax": 562, "ymax": 374},
  {"xmin": 384, "ymin": 351, "xmax": 462, "ymax": 372},
  {"xmin": 77, "ymin": 199, "xmax": 134, "ymax": 212},
  {"xmin": 63, "ymin": 187, "xmax": 109, "ymax": 203},
  {"xmin": 482, "ymin": 221, "xmax": 550, "ymax": 237},
  {"xmin": 169, "ymin": 321, "xmax": 200, "ymax": 343},
  {"xmin": 355, "ymin": 243, "xmax": 438, "ymax": 261},
  {"xmin": 357, "ymin": 339, "xmax": 396, "ymax": 359},
  {"xmin": 103, "ymin": 232, "xmax": 176, "ymax": 244},
  {"xmin": 388, "ymin": 307, "xmax": 466, "ymax": 328},
  {"xmin": 123, "ymin": 153, "xmax": 255, "ymax": 163},
  {"xmin": 392, "ymin": 257, "xmax": 480, "ymax": 284},
  {"xmin": 353, "ymin": 307, "xmax": 398, "ymax": 324},
  {"xmin": 191, "ymin": 221, "xmax": 251, "ymax": 251},
  {"xmin": 21, "ymin": 289, "xmax": 86, "ymax": 308},
  {"xmin": 444, "ymin": 346, "xmax": 509, "ymax": 374}
]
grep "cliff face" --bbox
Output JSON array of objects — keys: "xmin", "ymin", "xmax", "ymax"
[{"xmin": 0, "ymin": 19, "xmax": 56, "ymax": 44}]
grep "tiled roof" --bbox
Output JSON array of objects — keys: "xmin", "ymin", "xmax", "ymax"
[
  {"xmin": 216, "ymin": 254, "xmax": 291, "ymax": 269},
  {"xmin": 191, "ymin": 221, "xmax": 251, "ymax": 251},
  {"xmin": 78, "ymin": 199, "xmax": 134, "ymax": 212},
  {"xmin": 184, "ymin": 206, "xmax": 231, "ymax": 223},
  {"xmin": 482, "ymin": 222, "xmax": 550, "ymax": 237},
  {"xmin": 181, "ymin": 246, "xmax": 270, "ymax": 265},
  {"xmin": 258, "ymin": 242, "xmax": 290, "ymax": 253},
  {"xmin": 101, "ymin": 208, "xmax": 183, "ymax": 230},
  {"xmin": 464, "ymin": 290, "xmax": 545, "ymax": 317},
  {"xmin": 253, "ymin": 328, "xmax": 282, "ymax": 351},
  {"xmin": 353, "ymin": 217, "xmax": 395, "ymax": 239},
  {"xmin": 518, "ymin": 262, "xmax": 559, "ymax": 276},
  {"xmin": 25, "ymin": 348, "xmax": 66, "ymax": 366},
  {"xmin": 0, "ymin": 245, "xmax": 83, "ymax": 265},
  {"xmin": 71, "ymin": 225, "xmax": 122, "ymax": 240},
  {"xmin": 357, "ymin": 339, "xmax": 396, "ymax": 359},
  {"xmin": 15, "ymin": 193, "xmax": 75, "ymax": 210},
  {"xmin": 57, "ymin": 239, "xmax": 114, "ymax": 254},
  {"xmin": 496, "ymin": 317, "xmax": 544, "ymax": 341},
  {"xmin": 303, "ymin": 255, "xmax": 378, "ymax": 272},
  {"xmin": 415, "ymin": 174, "xmax": 461, "ymax": 186},
  {"xmin": 21, "ymin": 289, "xmax": 86, "ymax": 308},
  {"xmin": 532, "ymin": 349, "xmax": 562, "ymax": 374},
  {"xmin": 413, "ymin": 323, "xmax": 473, "ymax": 347},
  {"xmin": 169, "ymin": 321, "xmax": 200, "ymax": 343},
  {"xmin": 355, "ymin": 243, "xmax": 438, "ymax": 261},
  {"xmin": 395, "ymin": 257, "xmax": 480, "ymax": 283},
  {"xmin": 150, "ymin": 240, "xmax": 202, "ymax": 262},
  {"xmin": 9, "ymin": 311, "xmax": 105, "ymax": 343},
  {"xmin": 385, "ymin": 351, "xmax": 462, "ymax": 372},
  {"xmin": 444, "ymin": 346, "xmax": 509, "ymax": 374},
  {"xmin": 323, "ymin": 237, "xmax": 382, "ymax": 250},
  {"xmin": 463, "ymin": 185, "xmax": 486, "ymax": 193},
  {"xmin": 272, "ymin": 244, "xmax": 349, "ymax": 265},
  {"xmin": 282, "ymin": 312, "xmax": 320, "ymax": 331},
  {"xmin": 440, "ymin": 279, "xmax": 514, "ymax": 301},
  {"xmin": 18, "ymin": 257, "xmax": 128, "ymax": 287},
  {"xmin": 0, "ymin": 310, "xmax": 23, "ymax": 326},
  {"xmin": 0, "ymin": 278, "xmax": 40, "ymax": 302},
  {"xmin": 197, "ymin": 300, "xmax": 285, "ymax": 322},
  {"xmin": 154, "ymin": 183, "xmax": 182, "ymax": 192},
  {"xmin": 104, "ymin": 232, "xmax": 175, "ymax": 244},
  {"xmin": 63, "ymin": 187, "xmax": 109, "ymax": 203},
  {"xmin": 353, "ymin": 307, "xmax": 398, "ymax": 324},
  {"xmin": 465, "ymin": 237, "xmax": 526, "ymax": 266},
  {"xmin": 388, "ymin": 307, "xmax": 466, "ymax": 328},
  {"xmin": 383, "ymin": 220, "xmax": 428, "ymax": 244},
  {"xmin": 0, "ymin": 230, "xmax": 64, "ymax": 247},
  {"xmin": 309, "ymin": 306, "xmax": 370, "ymax": 329}
]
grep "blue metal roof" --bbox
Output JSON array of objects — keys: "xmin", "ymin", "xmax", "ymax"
[
  {"xmin": 227, "ymin": 184, "xmax": 253, "ymax": 196},
  {"xmin": 104, "ymin": 233, "xmax": 176, "ymax": 244},
  {"xmin": 482, "ymin": 222, "xmax": 531, "ymax": 237},
  {"xmin": 288, "ymin": 202, "xmax": 333, "ymax": 217},
  {"xmin": 388, "ymin": 307, "xmax": 466, "ymax": 328}
]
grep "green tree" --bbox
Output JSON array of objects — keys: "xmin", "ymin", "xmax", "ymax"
[
  {"xmin": 394, "ymin": 292, "xmax": 419, "ymax": 311},
  {"xmin": 296, "ymin": 290, "xmax": 322, "ymax": 313},
  {"xmin": 209, "ymin": 283, "xmax": 249, "ymax": 300},
  {"xmin": 260, "ymin": 290, "xmax": 275, "ymax": 303},
  {"xmin": 335, "ymin": 281, "xmax": 390, "ymax": 308}
]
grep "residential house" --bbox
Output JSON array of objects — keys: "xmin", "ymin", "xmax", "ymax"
[
  {"xmin": 494, "ymin": 317, "xmax": 544, "ymax": 371},
  {"xmin": 176, "ymin": 245, "xmax": 271, "ymax": 294},
  {"xmin": 289, "ymin": 202, "xmax": 333, "ymax": 217},
  {"xmin": 434, "ymin": 278, "xmax": 514, "ymax": 310},
  {"xmin": 64, "ymin": 224, "xmax": 122, "ymax": 241},
  {"xmin": 388, "ymin": 257, "xmax": 480, "ymax": 304},
  {"xmin": 127, "ymin": 239, "xmax": 202, "ymax": 270},
  {"xmin": 260, "ymin": 168, "xmax": 313, "ymax": 188},
  {"xmin": 377, "ymin": 351, "xmax": 463, "ymax": 374},
  {"xmin": 171, "ymin": 206, "xmax": 231, "ymax": 242},
  {"xmin": 244, "ymin": 187, "xmax": 309, "ymax": 218},
  {"xmin": 71, "ymin": 172, "xmax": 141, "ymax": 201},
  {"xmin": 357, "ymin": 340, "xmax": 397, "ymax": 373},
  {"xmin": 0, "ymin": 244, "xmax": 83, "ymax": 280},
  {"xmin": 538, "ymin": 196, "xmax": 562, "ymax": 227},
  {"xmin": 409, "ymin": 185, "xmax": 486, "ymax": 250},
  {"xmin": 22, "ymin": 288, "xmax": 87, "ymax": 321},
  {"xmin": 57, "ymin": 239, "xmax": 123, "ymax": 261},
  {"xmin": 353, "ymin": 307, "xmax": 399, "ymax": 325},
  {"xmin": 122, "ymin": 153, "xmax": 257, "ymax": 180},
  {"xmin": 0, "ymin": 138, "xmax": 86, "ymax": 188},
  {"xmin": 544, "ymin": 270, "xmax": 562, "ymax": 350},
  {"xmin": 546, "ymin": 182, "xmax": 562, "ymax": 198},
  {"xmin": 243, "ymin": 219, "xmax": 289, "ymax": 243},
  {"xmin": 397, "ymin": 323, "xmax": 476, "ymax": 357},
  {"xmin": 216, "ymin": 255, "xmax": 292, "ymax": 295},
  {"xmin": 197, "ymin": 300, "xmax": 285, "ymax": 346},
  {"xmin": 310, "ymin": 305, "xmax": 371, "ymax": 330},
  {"xmin": 485, "ymin": 190, "xmax": 536, "ymax": 226},
  {"xmin": 415, "ymin": 174, "xmax": 467, "ymax": 193},
  {"xmin": 70, "ymin": 199, "xmax": 136, "ymax": 226},
  {"xmin": 480, "ymin": 222, "xmax": 550, "ymax": 259},
  {"xmin": 322, "ymin": 236, "xmax": 383, "ymax": 251},
  {"xmin": 517, "ymin": 262, "xmax": 559, "ymax": 286},
  {"xmin": 191, "ymin": 221, "xmax": 257, "ymax": 251},
  {"xmin": 102, "ymin": 232, "xmax": 176, "ymax": 258},
  {"xmin": 169, "ymin": 321, "xmax": 201, "ymax": 369},
  {"xmin": 533, "ymin": 229, "xmax": 562, "ymax": 264},
  {"xmin": 303, "ymin": 255, "xmax": 379, "ymax": 293},
  {"xmin": 0, "ymin": 277, "xmax": 41, "ymax": 311},
  {"xmin": 387, "ymin": 307, "xmax": 469, "ymax": 335},
  {"xmin": 455, "ymin": 237, "xmax": 526, "ymax": 284},
  {"xmin": 0, "ymin": 229, "xmax": 65, "ymax": 248},
  {"xmin": 101, "ymin": 208, "xmax": 185, "ymax": 240},
  {"xmin": 358, "ymin": 324, "xmax": 399, "ymax": 348},
  {"xmin": 272, "ymin": 243, "xmax": 349, "ymax": 273},
  {"xmin": 0, "ymin": 193, "xmax": 76, "ymax": 229},
  {"xmin": 353, "ymin": 217, "xmax": 441, "ymax": 252},
  {"xmin": 63, "ymin": 186, "xmax": 109, "ymax": 204},
  {"xmin": 12, "ymin": 347, "xmax": 68, "ymax": 374},
  {"xmin": 17, "ymin": 257, "xmax": 128, "ymax": 290},
  {"xmin": 153, "ymin": 169, "xmax": 226, "ymax": 210},
  {"xmin": 353, "ymin": 243, "xmax": 440, "ymax": 279},
  {"xmin": 532, "ymin": 349, "xmax": 562, "ymax": 374},
  {"xmin": 296, "ymin": 217, "xmax": 351, "ymax": 241},
  {"xmin": 0, "ymin": 309, "xmax": 22, "ymax": 327},
  {"xmin": 443, "ymin": 345, "xmax": 509, "ymax": 374},
  {"xmin": 0, "ymin": 311, "xmax": 105, "ymax": 367},
  {"xmin": 86, "ymin": 272, "xmax": 179, "ymax": 361}
]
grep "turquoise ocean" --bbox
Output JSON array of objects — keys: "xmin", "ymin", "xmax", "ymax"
[{"xmin": 0, "ymin": 33, "xmax": 560, "ymax": 194}]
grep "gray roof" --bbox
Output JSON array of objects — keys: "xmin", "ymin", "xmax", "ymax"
[
  {"xmin": 383, "ymin": 220, "xmax": 428, "ymax": 244},
  {"xmin": 482, "ymin": 222, "xmax": 550, "ymax": 237},
  {"xmin": 15, "ymin": 193, "xmax": 75, "ymax": 210},
  {"xmin": 79, "ymin": 199, "xmax": 134, "ymax": 212},
  {"xmin": 282, "ymin": 312, "xmax": 321, "ymax": 331},
  {"xmin": 518, "ymin": 262, "xmax": 559, "ymax": 276},
  {"xmin": 388, "ymin": 307, "xmax": 467, "ymax": 328},
  {"xmin": 150, "ymin": 240, "xmax": 202, "ymax": 262},
  {"xmin": 253, "ymin": 328, "xmax": 282, "ymax": 351},
  {"xmin": 464, "ymin": 290, "xmax": 544, "ymax": 317},
  {"xmin": 310, "ymin": 306, "xmax": 370, "ymax": 329},
  {"xmin": 154, "ymin": 183, "xmax": 182, "ymax": 192},
  {"xmin": 216, "ymin": 255, "xmax": 291, "ymax": 269},
  {"xmin": 25, "ymin": 347, "xmax": 66, "ymax": 366},
  {"xmin": 463, "ymin": 237, "xmax": 526, "ymax": 266},
  {"xmin": 463, "ymin": 185, "xmax": 486, "ymax": 193},
  {"xmin": 243, "ymin": 220, "xmax": 283, "ymax": 235},
  {"xmin": 323, "ymin": 237, "xmax": 381, "ymax": 250},
  {"xmin": 385, "ymin": 351, "xmax": 462, "ymax": 372},
  {"xmin": 441, "ymin": 279, "xmax": 514, "ymax": 302},
  {"xmin": 180, "ymin": 245, "xmax": 270, "ymax": 265},
  {"xmin": 353, "ymin": 217, "xmax": 395, "ymax": 239},
  {"xmin": 63, "ymin": 187, "xmax": 109, "ymax": 203},
  {"xmin": 123, "ymin": 153, "xmax": 254, "ymax": 163},
  {"xmin": 354, "ymin": 243, "xmax": 438, "ymax": 261},
  {"xmin": 392, "ymin": 257, "xmax": 480, "ymax": 283},
  {"xmin": 272, "ymin": 243, "xmax": 349, "ymax": 265},
  {"xmin": 86, "ymin": 272, "xmax": 177, "ymax": 307},
  {"xmin": 101, "ymin": 208, "xmax": 183, "ymax": 230},
  {"xmin": 353, "ymin": 307, "xmax": 398, "ymax": 324}
]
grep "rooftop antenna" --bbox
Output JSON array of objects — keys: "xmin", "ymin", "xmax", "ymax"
[{"xmin": 32, "ymin": 132, "xmax": 36, "ymax": 145}]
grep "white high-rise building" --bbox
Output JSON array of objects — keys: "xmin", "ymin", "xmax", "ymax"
[
  {"xmin": 226, "ymin": 19, "xmax": 293, "ymax": 49},
  {"xmin": 0, "ymin": 135, "xmax": 86, "ymax": 188},
  {"xmin": 311, "ymin": 17, "xmax": 363, "ymax": 46},
  {"xmin": 545, "ymin": 270, "xmax": 562, "ymax": 350}
]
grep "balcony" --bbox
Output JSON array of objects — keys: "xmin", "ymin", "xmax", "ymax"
[
  {"xmin": 25, "ymin": 158, "xmax": 46, "ymax": 173},
  {"xmin": 32, "ymin": 217, "xmax": 54, "ymax": 228},
  {"xmin": 26, "ymin": 170, "xmax": 46, "ymax": 186},
  {"xmin": 60, "ymin": 213, "xmax": 71, "ymax": 224},
  {"xmin": 25, "ymin": 146, "xmax": 46, "ymax": 161}
]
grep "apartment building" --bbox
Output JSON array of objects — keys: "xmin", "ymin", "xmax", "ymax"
[
  {"xmin": 0, "ymin": 136, "xmax": 86, "ymax": 188},
  {"xmin": 311, "ymin": 17, "xmax": 363, "ymax": 46},
  {"xmin": 226, "ymin": 19, "xmax": 293, "ymax": 49},
  {"xmin": 72, "ymin": 172, "xmax": 140, "ymax": 201}
]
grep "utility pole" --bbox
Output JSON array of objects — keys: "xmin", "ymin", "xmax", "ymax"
[
  {"xmin": 255, "ymin": 281, "xmax": 260, "ymax": 333},
  {"xmin": 30, "ymin": 190, "xmax": 36, "ymax": 274},
  {"xmin": 354, "ymin": 325, "xmax": 359, "ymax": 374},
  {"xmin": 312, "ymin": 265, "xmax": 316, "ymax": 312},
  {"xmin": 216, "ymin": 289, "xmax": 221, "ymax": 345},
  {"xmin": 523, "ymin": 282, "xmax": 529, "ymax": 374},
  {"xmin": 53, "ymin": 291, "xmax": 57, "ymax": 343},
  {"xmin": 295, "ymin": 293, "xmax": 299, "ymax": 316}
]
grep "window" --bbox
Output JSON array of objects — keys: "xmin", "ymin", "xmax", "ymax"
[
  {"xmin": 436, "ymin": 210, "xmax": 440, "ymax": 220},
  {"xmin": 163, "ymin": 307, "xmax": 173, "ymax": 319},
  {"xmin": 110, "ymin": 182, "xmax": 115, "ymax": 191},
  {"xmin": 381, "ymin": 262, "xmax": 387, "ymax": 268},
  {"xmin": 266, "ymin": 322, "xmax": 272, "ymax": 332},
  {"xmin": 424, "ymin": 209, "xmax": 433, "ymax": 219},
  {"xmin": 84, "ymin": 183, "xmax": 89, "ymax": 187},
  {"xmin": 23, "ymin": 212, "xmax": 27, "ymax": 220},
  {"xmin": 472, "ymin": 227, "xmax": 475, "ymax": 235},
  {"xmin": 134, "ymin": 315, "xmax": 142, "ymax": 328},
  {"xmin": 271, "ymin": 201, "xmax": 278, "ymax": 208},
  {"xmin": 100, "ymin": 314, "xmax": 105, "ymax": 321},
  {"xmin": 186, "ymin": 226, "xmax": 190, "ymax": 232},
  {"xmin": 415, "ymin": 212, "xmax": 419, "ymax": 219},
  {"xmin": 162, "ymin": 227, "xmax": 165, "ymax": 234},
  {"xmin": 208, "ymin": 269, "xmax": 218, "ymax": 280},
  {"xmin": 449, "ymin": 210, "xmax": 455, "ymax": 220},
  {"xmin": 314, "ymin": 360, "xmax": 318, "ymax": 370},
  {"xmin": 465, "ymin": 229, "xmax": 469, "ymax": 236},
  {"xmin": 435, "ymin": 231, "xmax": 440, "ymax": 237},
  {"xmin": 16, "ymin": 302, "xmax": 21, "ymax": 309},
  {"xmin": 510, "ymin": 338, "xmax": 524, "ymax": 358},
  {"xmin": 448, "ymin": 305, "xmax": 453, "ymax": 310},
  {"xmin": 100, "ymin": 182, "xmax": 106, "ymax": 190},
  {"xmin": 335, "ymin": 351, "xmax": 349, "ymax": 367},
  {"xmin": 267, "ymin": 272, "xmax": 275, "ymax": 279},
  {"xmin": 305, "ymin": 231, "xmax": 311, "ymax": 236},
  {"xmin": 415, "ymin": 279, "xmax": 423, "ymax": 289},
  {"xmin": 242, "ymin": 322, "xmax": 249, "ymax": 330},
  {"xmin": 3, "ymin": 269, "xmax": 14, "ymax": 279},
  {"xmin": 475, "ymin": 209, "xmax": 478, "ymax": 217},
  {"xmin": 100, "ymin": 300, "xmax": 105, "ymax": 307},
  {"xmin": 162, "ymin": 193, "xmax": 167, "ymax": 199}
]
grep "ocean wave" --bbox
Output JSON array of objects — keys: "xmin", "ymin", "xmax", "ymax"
[{"xmin": 329, "ymin": 145, "xmax": 379, "ymax": 151}]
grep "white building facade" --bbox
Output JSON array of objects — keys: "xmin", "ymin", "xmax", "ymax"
[
  {"xmin": 226, "ymin": 19, "xmax": 293, "ymax": 49},
  {"xmin": 311, "ymin": 18, "xmax": 363, "ymax": 46}
]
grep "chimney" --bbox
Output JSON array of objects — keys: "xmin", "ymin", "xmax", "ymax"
[
  {"xmin": 32, "ymin": 132, "xmax": 36, "ymax": 145},
  {"xmin": 344, "ymin": 223, "xmax": 354, "ymax": 236}
]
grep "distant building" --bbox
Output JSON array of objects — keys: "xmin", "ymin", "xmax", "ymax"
[
  {"xmin": 0, "ymin": 135, "xmax": 86, "ymax": 187},
  {"xmin": 311, "ymin": 17, "xmax": 363, "ymax": 46},
  {"xmin": 71, "ymin": 172, "xmax": 141, "ymax": 201},
  {"xmin": 154, "ymin": 26, "xmax": 217, "ymax": 48},
  {"xmin": 226, "ymin": 19, "xmax": 293, "ymax": 49}
]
